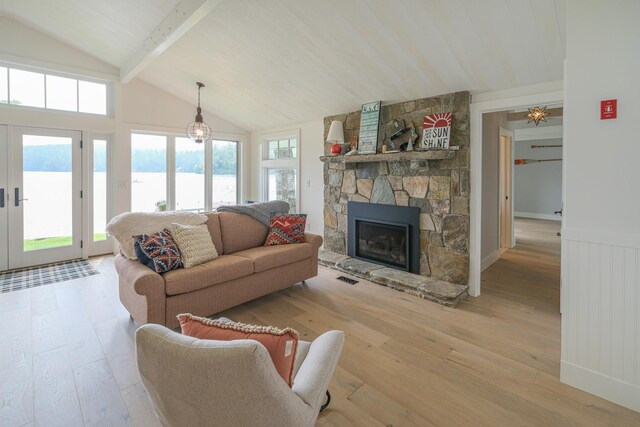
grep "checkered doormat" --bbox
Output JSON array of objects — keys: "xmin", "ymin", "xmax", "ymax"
[{"xmin": 0, "ymin": 259, "xmax": 99, "ymax": 293}]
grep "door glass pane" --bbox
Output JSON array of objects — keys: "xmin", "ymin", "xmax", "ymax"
[
  {"xmin": 212, "ymin": 140, "xmax": 237, "ymax": 208},
  {"xmin": 23, "ymin": 135, "xmax": 72, "ymax": 251},
  {"xmin": 0, "ymin": 67, "xmax": 7, "ymax": 103},
  {"xmin": 175, "ymin": 136, "xmax": 204, "ymax": 212},
  {"xmin": 46, "ymin": 75, "xmax": 78, "ymax": 111},
  {"xmin": 267, "ymin": 168, "xmax": 296, "ymax": 213},
  {"xmin": 93, "ymin": 140, "xmax": 107, "ymax": 241},
  {"xmin": 10, "ymin": 69, "xmax": 45, "ymax": 108},
  {"xmin": 131, "ymin": 133, "xmax": 166, "ymax": 212},
  {"xmin": 78, "ymin": 80, "xmax": 107, "ymax": 115}
]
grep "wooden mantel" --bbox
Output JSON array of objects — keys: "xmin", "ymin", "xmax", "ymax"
[{"xmin": 319, "ymin": 149, "xmax": 457, "ymax": 164}]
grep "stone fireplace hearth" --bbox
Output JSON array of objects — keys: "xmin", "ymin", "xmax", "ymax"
[{"xmin": 322, "ymin": 91, "xmax": 470, "ymax": 291}]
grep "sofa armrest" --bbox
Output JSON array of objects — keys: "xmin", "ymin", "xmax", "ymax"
[
  {"xmin": 304, "ymin": 232, "xmax": 323, "ymax": 251},
  {"xmin": 292, "ymin": 330, "xmax": 345, "ymax": 411},
  {"xmin": 115, "ymin": 254, "xmax": 167, "ymax": 325}
]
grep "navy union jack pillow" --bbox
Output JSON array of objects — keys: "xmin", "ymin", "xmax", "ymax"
[
  {"xmin": 264, "ymin": 213, "xmax": 307, "ymax": 246},
  {"xmin": 132, "ymin": 229, "xmax": 182, "ymax": 273}
]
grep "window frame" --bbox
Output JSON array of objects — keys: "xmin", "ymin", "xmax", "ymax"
[
  {"xmin": 0, "ymin": 61, "xmax": 111, "ymax": 117},
  {"xmin": 84, "ymin": 133, "xmax": 113, "ymax": 257},
  {"xmin": 260, "ymin": 129, "xmax": 301, "ymax": 213},
  {"xmin": 130, "ymin": 130, "xmax": 243, "ymax": 213}
]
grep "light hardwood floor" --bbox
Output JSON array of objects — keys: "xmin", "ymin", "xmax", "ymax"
[{"xmin": 1, "ymin": 218, "xmax": 639, "ymax": 426}]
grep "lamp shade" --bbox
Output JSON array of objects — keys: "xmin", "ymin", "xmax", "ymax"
[{"xmin": 326, "ymin": 120, "xmax": 344, "ymax": 144}]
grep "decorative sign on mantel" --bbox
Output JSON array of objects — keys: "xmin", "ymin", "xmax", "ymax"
[
  {"xmin": 357, "ymin": 101, "xmax": 381, "ymax": 154},
  {"xmin": 421, "ymin": 112, "xmax": 452, "ymax": 149}
]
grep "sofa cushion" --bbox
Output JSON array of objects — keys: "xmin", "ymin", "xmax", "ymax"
[
  {"xmin": 217, "ymin": 212, "xmax": 268, "ymax": 254},
  {"xmin": 233, "ymin": 243, "xmax": 312, "ymax": 273},
  {"xmin": 132, "ymin": 229, "xmax": 182, "ymax": 273},
  {"xmin": 163, "ymin": 255, "xmax": 254, "ymax": 296},
  {"xmin": 170, "ymin": 223, "xmax": 218, "ymax": 268},
  {"xmin": 177, "ymin": 314, "xmax": 299, "ymax": 387},
  {"xmin": 203, "ymin": 213, "xmax": 224, "ymax": 254},
  {"xmin": 264, "ymin": 213, "xmax": 307, "ymax": 246}
]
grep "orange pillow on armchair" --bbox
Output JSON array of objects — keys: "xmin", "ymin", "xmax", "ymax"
[{"xmin": 177, "ymin": 314, "xmax": 299, "ymax": 386}]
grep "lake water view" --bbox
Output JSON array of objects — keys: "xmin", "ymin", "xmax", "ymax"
[{"xmin": 23, "ymin": 172, "xmax": 237, "ymax": 241}]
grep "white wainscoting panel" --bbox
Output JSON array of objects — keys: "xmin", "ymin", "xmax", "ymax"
[{"xmin": 561, "ymin": 229, "xmax": 640, "ymax": 412}]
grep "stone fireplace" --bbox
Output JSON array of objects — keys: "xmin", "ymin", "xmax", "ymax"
[{"xmin": 322, "ymin": 91, "xmax": 470, "ymax": 286}]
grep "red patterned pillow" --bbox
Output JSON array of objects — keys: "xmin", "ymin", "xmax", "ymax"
[{"xmin": 264, "ymin": 213, "xmax": 307, "ymax": 246}]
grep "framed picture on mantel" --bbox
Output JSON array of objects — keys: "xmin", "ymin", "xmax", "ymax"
[{"xmin": 357, "ymin": 101, "xmax": 381, "ymax": 154}]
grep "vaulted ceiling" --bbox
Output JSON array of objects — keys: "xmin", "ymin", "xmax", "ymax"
[{"xmin": 0, "ymin": 0, "xmax": 566, "ymax": 131}]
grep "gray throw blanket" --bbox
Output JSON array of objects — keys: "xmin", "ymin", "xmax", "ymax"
[{"xmin": 216, "ymin": 200, "xmax": 290, "ymax": 226}]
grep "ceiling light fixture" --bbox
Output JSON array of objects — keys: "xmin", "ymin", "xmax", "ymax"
[
  {"xmin": 525, "ymin": 106, "xmax": 549, "ymax": 126},
  {"xmin": 187, "ymin": 82, "xmax": 211, "ymax": 144}
]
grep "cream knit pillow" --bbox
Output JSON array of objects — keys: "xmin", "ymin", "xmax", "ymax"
[{"xmin": 170, "ymin": 223, "xmax": 218, "ymax": 268}]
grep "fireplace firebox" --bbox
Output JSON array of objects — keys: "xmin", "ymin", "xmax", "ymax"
[{"xmin": 347, "ymin": 201, "xmax": 420, "ymax": 273}]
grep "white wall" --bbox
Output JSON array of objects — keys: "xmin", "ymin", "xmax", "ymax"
[
  {"xmin": 514, "ymin": 138, "xmax": 562, "ymax": 219},
  {"xmin": 480, "ymin": 111, "xmax": 508, "ymax": 264},
  {"xmin": 0, "ymin": 17, "xmax": 249, "ymax": 242},
  {"xmin": 248, "ymin": 120, "xmax": 325, "ymax": 235},
  {"xmin": 0, "ymin": 16, "xmax": 116, "ymax": 79},
  {"xmin": 561, "ymin": 0, "xmax": 640, "ymax": 412}
]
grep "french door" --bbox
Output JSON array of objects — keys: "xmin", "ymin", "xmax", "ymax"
[
  {"xmin": 1, "ymin": 126, "xmax": 82, "ymax": 270},
  {"xmin": 0, "ymin": 126, "xmax": 8, "ymax": 271}
]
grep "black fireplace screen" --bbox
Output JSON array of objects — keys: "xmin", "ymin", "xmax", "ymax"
[
  {"xmin": 347, "ymin": 201, "xmax": 420, "ymax": 273},
  {"xmin": 356, "ymin": 220, "xmax": 408, "ymax": 269}
]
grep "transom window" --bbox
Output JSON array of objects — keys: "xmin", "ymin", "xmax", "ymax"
[
  {"xmin": 261, "ymin": 130, "xmax": 300, "ymax": 213},
  {"xmin": 0, "ymin": 65, "xmax": 108, "ymax": 115},
  {"xmin": 266, "ymin": 137, "xmax": 297, "ymax": 160}
]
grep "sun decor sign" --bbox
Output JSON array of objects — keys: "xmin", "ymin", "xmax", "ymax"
[{"xmin": 421, "ymin": 112, "xmax": 452, "ymax": 149}]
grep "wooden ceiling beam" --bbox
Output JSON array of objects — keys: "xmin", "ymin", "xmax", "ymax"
[{"xmin": 119, "ymin": 0, "xmax": 222, "ymax": 84}]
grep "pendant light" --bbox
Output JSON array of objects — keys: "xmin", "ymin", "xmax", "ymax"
[
  {"xmin": 525, "ymin": 106, "xmax": 549, "ymax": 126},
  {"xmin": 186, "ymin": 82, "xmax": 212, "ymax": 143}
]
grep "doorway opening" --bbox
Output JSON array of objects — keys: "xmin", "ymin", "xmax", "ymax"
[{"xmin": 478, "ymin": 105, "xmax": 563, "ymax": 313}]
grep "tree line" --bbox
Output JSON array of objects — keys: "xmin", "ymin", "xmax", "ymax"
[{"xmin": 23, "ymin": 144, "xmax": 237, "ymax": 175}]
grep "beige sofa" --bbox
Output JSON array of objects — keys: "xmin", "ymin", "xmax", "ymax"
[{"xmin": 115, "ymin": 211, "xmax": 323, "ymax": 329}]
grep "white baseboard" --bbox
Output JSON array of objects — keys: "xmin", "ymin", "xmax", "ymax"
[
  {"xmin": 561, "ymin": 361, "xmax": 640, "ymax": 413},
  {"xmin": 514, "ymin": 211, "xmax": 561, "ymax": 221},
  {"xmin": 481, "ymin": 250, "xmax": 500, "ymax": 271}
]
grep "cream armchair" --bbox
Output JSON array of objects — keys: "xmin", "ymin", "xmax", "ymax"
[{"xmin": 135, "ymin": 323, "xmax": 345, "ymax": 427}]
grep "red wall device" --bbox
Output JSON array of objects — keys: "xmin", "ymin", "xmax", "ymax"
[{"xmin": 601, "ymin": 99, "xmax": 617, "ymax": 120}]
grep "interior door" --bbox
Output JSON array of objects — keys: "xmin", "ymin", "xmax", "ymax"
[
  {"xmin": 499, "ymin": 134, "xmax": 514, "ymax": 251},
  {"xmin": 0, "ymin": 125, "xmax": 8, "ymax": 271},
  {"xmin": 8, "ymin": 127, "xmax": 82, "ymax": 269}
]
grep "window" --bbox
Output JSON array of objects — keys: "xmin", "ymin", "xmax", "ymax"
[
  {"xmin": 267, "ymin": 138, "xmax": 297, "ymax": 160},
  {"xmin": 10, "ymin": 68, "xmax": 45, "ymax": 108},
  {"xmin": 0, "ymin": 67, "xmax": 7, "ymax": 103},
  {"xmin": 267, "ymin": 168, "xmax": 297, "ymax": 210},
  {"xmin": 131, "ymin": 132, "xmax": 240, "ymax": 212},
  {"xmin": 131, "ymin": 133, "xmax": 167, "ymax": 213},
  {"xmin": 175, "ymin": 136, "xmax": 205, "ymax": 212},
  {"xmin": 79, "ymin": 80, "xmax": 107, "ymax": 115},
  {"xmin": 261, "ymin": 130, "xmax": 300, "ymax": 213},
  {"xmin": 0, "ymin": 63, "xmax": 108, "ymax": 115},
  {"xmin": 212, "ymin": 140, "xmax": 238, "ymax": 208},
  {"xmin": 93, "ymin": 139, "xmax": 108, "ymax": 241},
  {"xmin": 46, "ymin": 75, "xmax": 77, "ymax": 112}
]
